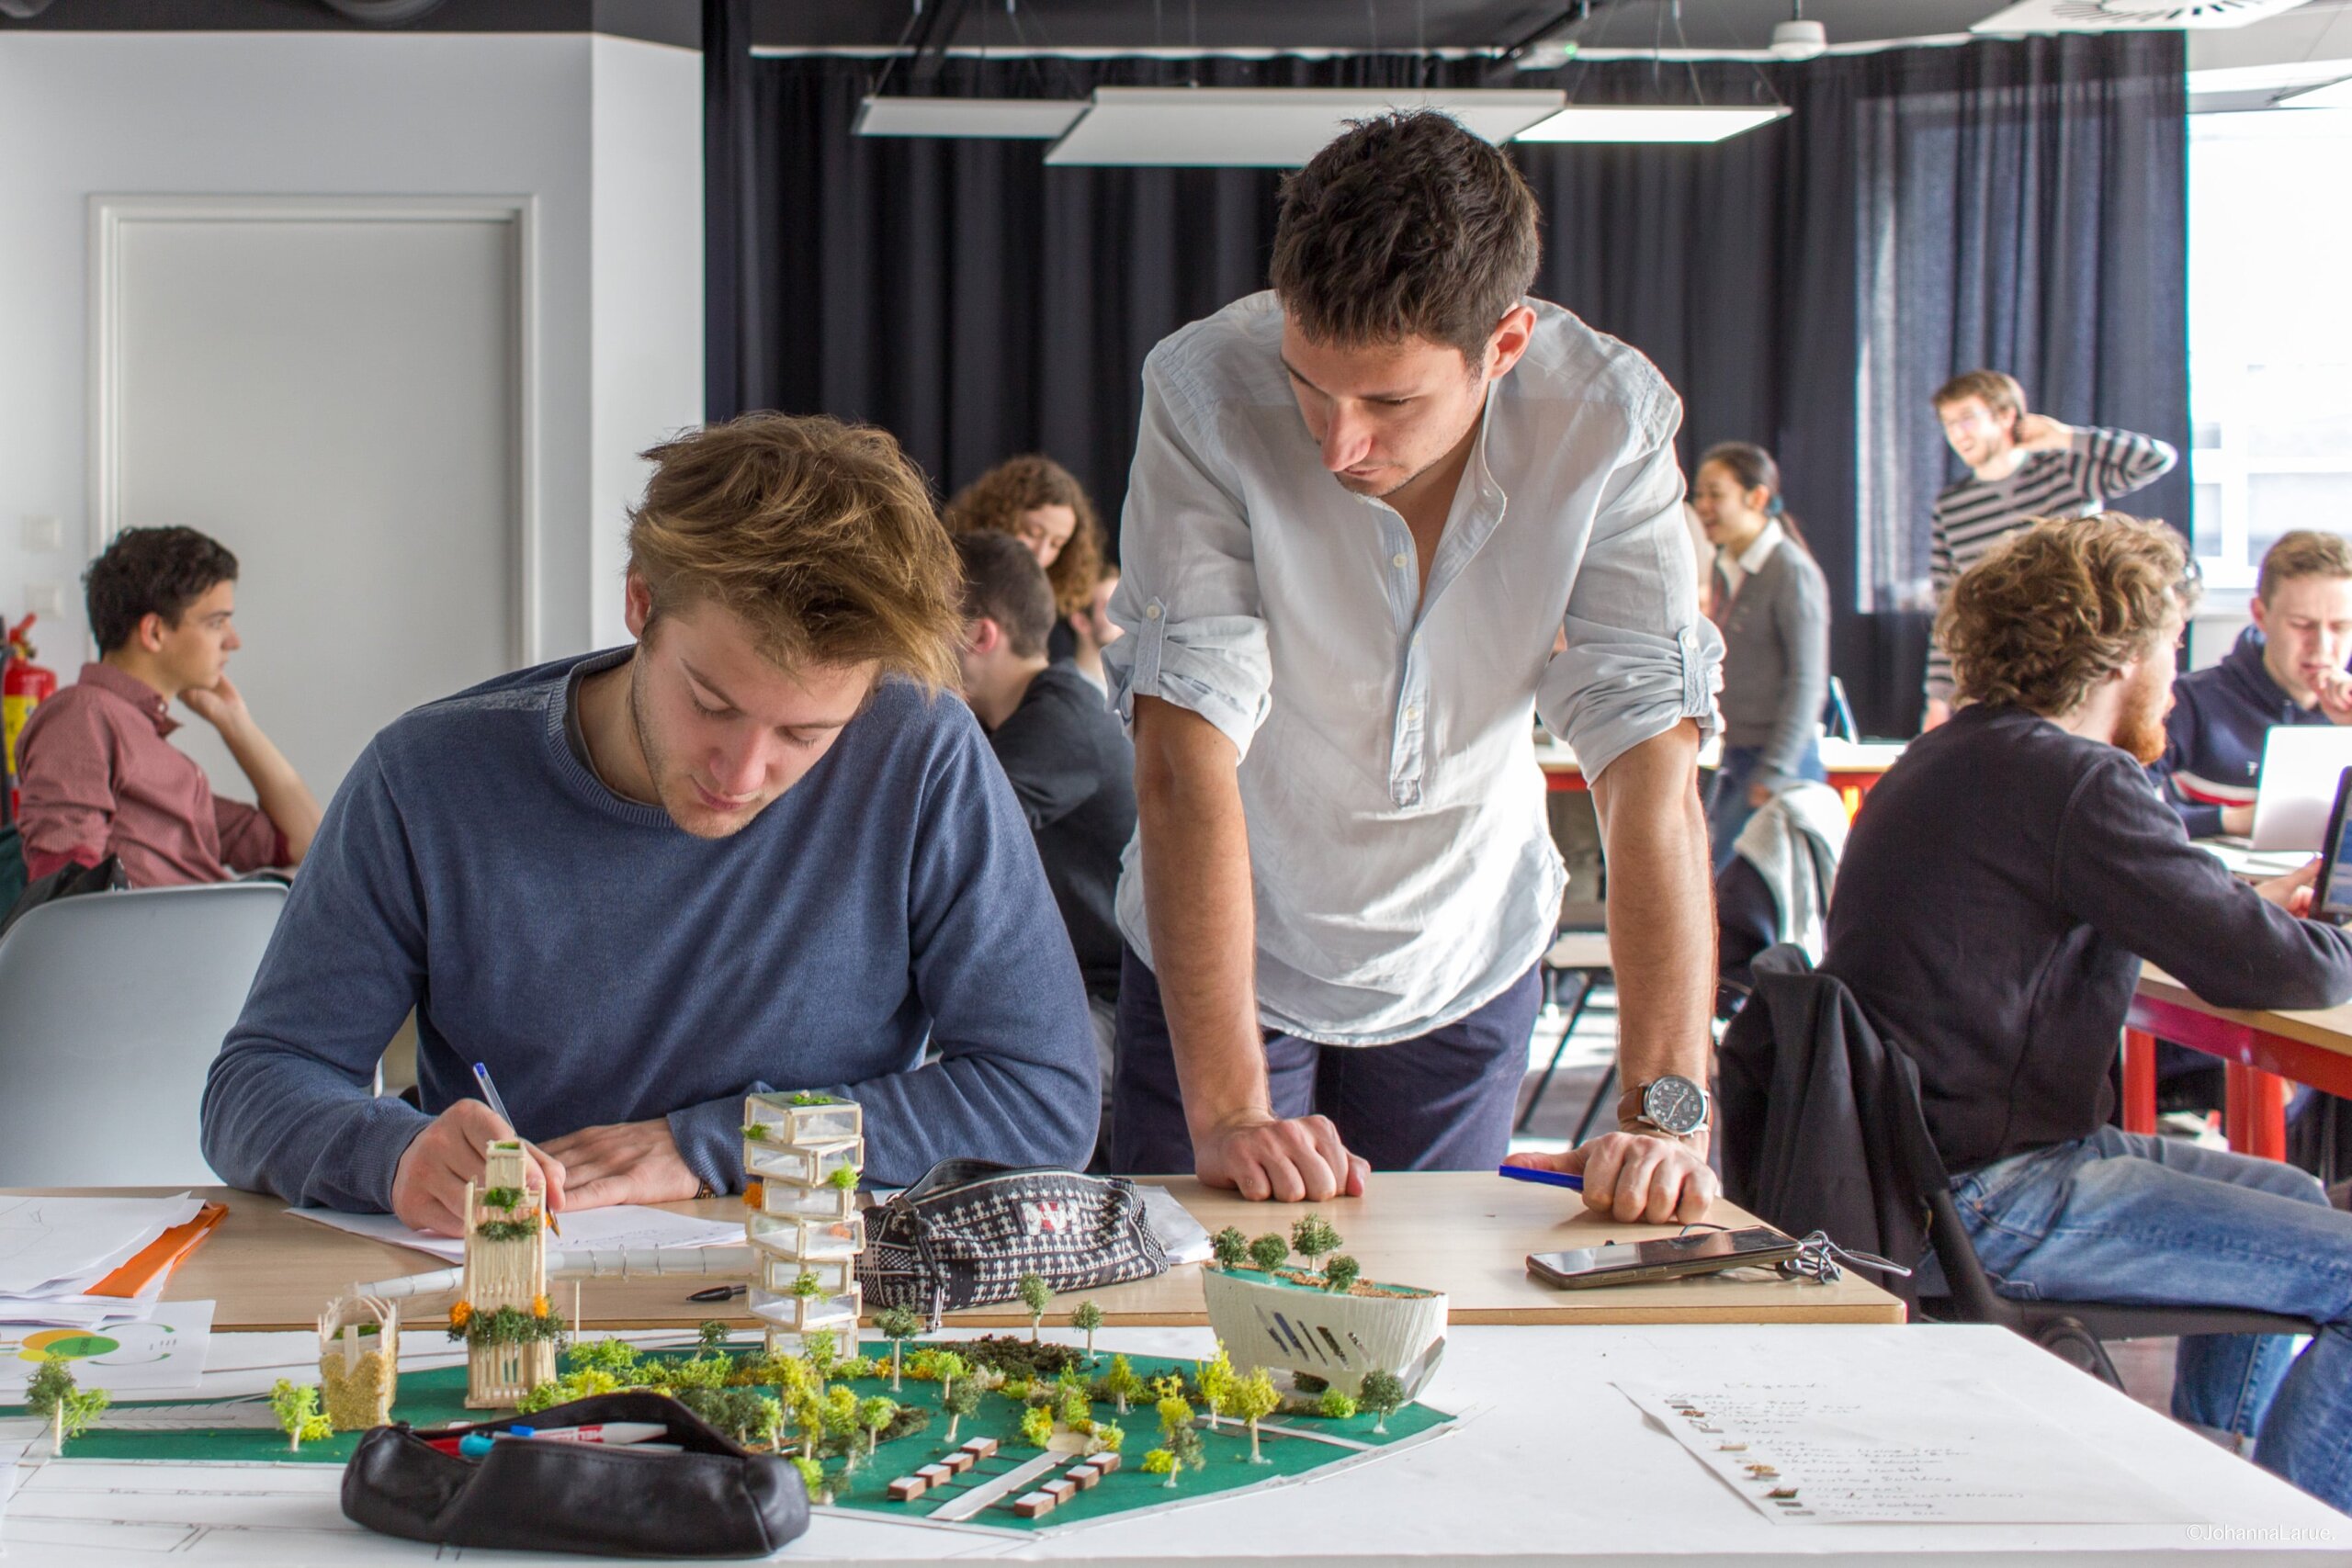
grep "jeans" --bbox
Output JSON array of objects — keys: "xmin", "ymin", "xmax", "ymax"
[
  {"xmin": 1705, "ymin": 740, "xmax": 1826, "ymax": 874},
  {"xmin": 1108, "ymin": 944, "xmax": 1540, "ymax": 1176},
  {"xmin": 1939, "ymin": 1125, "xmax": 2352, "ymax": 1509}
]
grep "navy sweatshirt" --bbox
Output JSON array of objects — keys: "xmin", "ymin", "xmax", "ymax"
[
  {"xmin": 2150, "ymin": 626, "xmax": 2340, "ymax": 840},
  {"xmin": 1824, "ymin": 704, "xmax": 2352, "ymax": 1175},
  {"xmin": 200, "ymin": 649, "xmax": 1100, "ymax": 1213}
]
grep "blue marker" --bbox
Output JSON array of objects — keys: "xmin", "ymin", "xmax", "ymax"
[{"xmin": 1498, "ymin": 1163, "xmax": 1584, "ymax": 1192}]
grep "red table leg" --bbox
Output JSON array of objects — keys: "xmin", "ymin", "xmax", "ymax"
[
  {"xmin": 2223, "ymin": 1062, "xmax": 2290, "ymax": 1161},
  {"xmin": 2121, "ymin": 1029, "xmax": 2158, "ymax": 1136}
]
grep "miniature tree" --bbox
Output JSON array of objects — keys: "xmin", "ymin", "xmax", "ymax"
[
  {"xmin": 790, "ymin": 1269, "xmax": 822, "ymax": 1299},
  {"xmin": 269, "ymin": 1380, "xmax": 329, "ymax": 1454},
  {"xmin": 1020, "ymin": 1404, "xmax": 1056, "ymax": 1450},
  {"xmin": 1142, "ymin": 1447, "xmax": 1175, "ymax": 1482},
  {"xmin": 857, "ymin": 1394, "xmax": 898, "ymax": 1458},
  {"xmin": 791, "ymin": 1454, "xmax": 825, "ymax": 1502},
  {"xmin": 1017, "ymin": 1272, "xmax": 1051, "ymax": 1342},
  {"xmin": 1057, "ymin": 1377, "xmax": 1091, "ymax": 1430},
  {"xmin": 697, "ymin": 1319, "xmax": 734, "ymax": 1355},
  {"xmin": 828, "ymin": 1164, "xmax": 860, "ymax": 1191},
  {"xmin": 1155, "ymin": 1391, "xmax": 1193, "ymax": 1450},
  {"xmin": 1102, "ymin": 1353, "xmax": 1143, "ymax": 1415},
  {"xmin": 943, "ymin": 1375, "xmax": 982, "ymax": 1443},
  {"xmin": 1195, "ymin": 1344, "xmax": 1235, "ymax": 1431},
  {"xmin": 931, "ymin": 1349, "xmax": 968, "ymax": 1405},
  {"xmin": 793, "ymin": 1387, "xmax": 827, "ymax": 1460},
  {"xmin": 1091, "ymin": 1422, "xmax": 1125, "ymax": 1454},
  {"xmin": 1231, "ymin": 1369, "xmax": 1282, "ymax": 1463},
  {"xmin": 1322, "ymin": 1254, "xmax": 1362, "ymax": 1294},
  {"xmin": 754, "ymin": 1394, "xmax": 786, "ymax": 1452},
  {"xmin": 1165, "ymin": 1424, "xmax": 1205, "ymax": 1487},
  {"xmin": 1317, "ymin": 1388, "xmax": 1359, "ymax": 1420},
  {"xmin": 1069, "ymin": 1299, "xmax": 1104, "ymax": 1359},
  {"xmin": 1289, "ymin": 1213, "xmax": 1341, "ymax": 1270},
  {"xmin": 803, "ymin": 1327, "xmax": 838, "ymax": 1382},
  {"xmin": 1248, "ymin": 1233, "xmax": 1289, "ymax": 1272},
  {"xmin": 1359, "ymin": 1369, "xmax": 1406, "ymax": 1435},
  {"xmin": 27, "ymin": 1356, "xmax": 107, "ymax": 1457},
  {"xmin": 571, "ymin": 1337, "xmax": 644, "ymax": 1382},
  {"xmin": 1210, "ymin": 1225, "xmax": 1250, "ymax": 1269},
  {"xmin": 875, "ymin": 1304, "xmax": 922, "ymax": 1390}
]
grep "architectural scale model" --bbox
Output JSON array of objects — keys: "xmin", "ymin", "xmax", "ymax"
[
  {"xmin": 1201, "ymin": 1215, "xmax": 1447, "ymax": 1398},
  {"xmin": 317, "ymin": 1293, "xmax": 399, "ymax": 1430},
  {"xmin": 740, "ymin": 1091, "xmax": 866, "ymax": 1357},
  {"xmin": 450, "ymin": 1142, "xmax": 563, "ymax": 1408}
]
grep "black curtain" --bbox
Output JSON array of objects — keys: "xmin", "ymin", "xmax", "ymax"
[{"xmin": 711, "ymin": 37, "xmax": 2187, "ymax": 739}]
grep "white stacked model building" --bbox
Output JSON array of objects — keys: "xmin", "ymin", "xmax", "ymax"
[
  {"xmin": 459, "ymin": 1142, "xmax": 560, "ymax": 1408},
  {"xmin": 741, "ymin": 1093, "xmax": 865, "ymax": 1354}
]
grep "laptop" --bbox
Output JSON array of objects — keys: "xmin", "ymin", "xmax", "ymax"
[
  {"xmin": 2250, "ymin": 728, "xmax": 2352, "ymax": 852},
  {"xmin": 2312, "ymin": 769, "xmax": 2352, "ymax": 925}
]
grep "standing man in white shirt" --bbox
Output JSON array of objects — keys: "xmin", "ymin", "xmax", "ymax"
[{"xmin": 1103, "ymin": 112, "xmax": 1724, "ymax": 1220}]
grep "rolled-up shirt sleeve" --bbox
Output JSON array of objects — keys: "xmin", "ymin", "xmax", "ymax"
[
  {"xmin": 1536, "ymin": 401, "xmax": 1724, "ymax": 779},
  {"xmin": 1102, "ymin": 358, "xmax": 1273, "ymax": 760}
]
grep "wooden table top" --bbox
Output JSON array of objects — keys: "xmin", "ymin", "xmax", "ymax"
[
  {"xmin": 2137, "ymin": 966, "xmax": 2352, "ymax": 1058},
  {"xmin": 11, "ymin": 1173, "xmax": 1902, "ymax": 1333}
]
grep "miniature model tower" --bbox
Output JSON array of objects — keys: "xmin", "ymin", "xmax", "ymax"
[
  {"xmin": 458, "ymin": 1142, "xmax": 560, "ymax": 1408},
  {"xmin": 741, "ymin": 1093, "xmax": 865, "ymax": 1356}
]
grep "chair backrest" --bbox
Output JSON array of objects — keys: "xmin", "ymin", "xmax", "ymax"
[{"xmin": 0, "ymin": 880, "xmax": 287, "ymax": 1185}]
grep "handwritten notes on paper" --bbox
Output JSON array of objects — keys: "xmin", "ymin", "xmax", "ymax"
[{"xmin": 1615, "ymin": 1380, "xmax": 2203, "ymax": 1525}]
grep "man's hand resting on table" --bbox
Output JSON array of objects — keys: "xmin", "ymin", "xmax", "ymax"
[
  {"xmin": 1504, "ymin": 1132, "xmax": 1719, "ymax": 1224},
  {"xmin": 544, "ymin": 1118, "xmax": 703, "ymax": 1210},
  {"xmin": 1194, "ymin": 1110, "xmax": 1371, "ymax": 1203},
  {"xmin": 2255, "ymin": 858, "xmax": 2321, "ymax": 919},
  {"xmin": 390, "ymin": 1100, "xmax": 567, "ymax": 1235}
]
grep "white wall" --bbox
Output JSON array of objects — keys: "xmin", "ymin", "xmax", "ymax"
[{"xmin": 0, "ymin": 30, "xmax": 701, "ymax": 671}]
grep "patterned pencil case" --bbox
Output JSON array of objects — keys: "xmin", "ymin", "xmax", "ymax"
[
  {"xmin": 341, "ymin": 1391, "xmax": 808, "ymax": 1558},
  {"xmin": 856, "ymin": 1158, "xmax": 1170, "ymax": 1321}
]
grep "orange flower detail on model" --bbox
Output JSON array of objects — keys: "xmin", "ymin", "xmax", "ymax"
[
  {"xmin": 532, "ymin": 1295, "xmax": 550, "ymax": 1318},
  {"xmin": 449, "ymin": 1301, "xmax": 472, "ymax": 1331}
]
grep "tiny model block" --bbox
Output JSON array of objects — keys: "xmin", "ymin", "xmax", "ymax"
[
  {"xmin": 1067, "ymin": 1462, "xmax": 1101, "ymax": 1490},
  {"xmin": 887, "ymin": 1476, "xmax": 928, "ymax": 1503},
  {"xmin": 317, "ymin": 1293, "xmax": 400, "ymax": 1431},
  {"xmin": 942, "ymin": 1450, "xmax": 976, "ymax": 1474},
  {"xmin": 742, "ymin": 1093, "xmax": 865, "ymax": 1354},
  {"xmin": 960, "ymin": 1436, "xmax": 1000, "ymax": 1461},
  {"xmin": 1011, "ymin": 1491, "xmax": 1057, "ymax": 1519},
  {"xmin": 1045, "ymin": 1478, "xmax": 1079, "ymax": 1504},
  {"xmin": 455, "ymin": 1143, "xmax": 562, "ymax": 1408},
  {"xmin": 916, "ymin": 1463, "xmax": 955, "ymax": 1485},
  {"xmin": 1089, "ymin": 1450, "xmax": 1122, "ymax": 1476}
]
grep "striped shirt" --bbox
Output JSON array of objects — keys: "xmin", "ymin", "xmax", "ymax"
[{"xmin": 1925, "ymin": 426, "xmax": 2177, "ymax": 703}]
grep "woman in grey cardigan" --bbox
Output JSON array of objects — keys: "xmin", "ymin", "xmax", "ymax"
[{"xmin": 1690, "ymin": 442, "xmax": 1831, "ymax": 871}]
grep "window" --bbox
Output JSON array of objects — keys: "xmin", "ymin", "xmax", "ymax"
[{"xmin": 2188, "ymin": 108, "xmax": 2352, "ymax": 595}]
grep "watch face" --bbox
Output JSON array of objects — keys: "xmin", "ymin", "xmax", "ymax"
[{"xmin": 1644, "ymin": 1076, "xmax": 1708, "ymax": 1135}]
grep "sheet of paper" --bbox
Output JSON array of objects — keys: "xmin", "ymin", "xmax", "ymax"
[
  {"xmin": 1616, "ymin": 1378, "xmax": 2204, "ymax": 1525},
  {"xmin": 1136, "ymin": 1183, "xmax": 1214, "ymax": 1266},
  {"xmin": 285, "ymin": 1203, "xmax": 743, "ymax": 1261},
  {"xmin": 0, "ymin": 1301, "xmax": 214, "ymax": 1396},
  {"xmin": 0, "ymin": 1194, "xmax": 201, "ymax": 1297}
]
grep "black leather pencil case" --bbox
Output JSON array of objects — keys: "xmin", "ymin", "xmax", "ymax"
[{"xmin": 341, "ymin": 1391, "xmax": 808, "ymax": 1558}]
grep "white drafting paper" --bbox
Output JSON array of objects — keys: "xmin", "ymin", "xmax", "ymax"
[
  {"xmin": 286, "ymin": 1203, "xmax": 743, "ymax": 1261},
  {"xmin": 0, "ymin": 1301, "xmax": 215, "ymax": 1396},
  {"xmin": 1136, "ymin": 1184, "xmax": 1215, "ymax": 1266},
  {"xmin": 0, "ymin": 1194, "xmax": 202, "ymax": 1298},
  {"xmin": 1616, "ymin": 1378, "xmax": 2205, "ymax": 1525}
]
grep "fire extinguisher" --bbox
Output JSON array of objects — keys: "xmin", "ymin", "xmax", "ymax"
[{"xmin": 3, "ymin": 615, "xmax": 58, "ymax": 825}]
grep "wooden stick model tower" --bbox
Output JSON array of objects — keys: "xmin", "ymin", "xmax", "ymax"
[
  {"xmin": 458, "ymin": 1141, "xmax": 560, "ymax": 1408},
  {"xmin": 741, "ymin": 1093, "xmax": 865, "ymax": 1356}
]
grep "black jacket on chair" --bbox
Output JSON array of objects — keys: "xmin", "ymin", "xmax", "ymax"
[{"xmin": 1717, "ymin": 944, "xmax": 1942, "ymax": 1310}]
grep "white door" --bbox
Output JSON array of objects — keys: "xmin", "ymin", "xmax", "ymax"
[{"xmin": 93, "ymin": 197, "xmax": 531, "ymax": 807}]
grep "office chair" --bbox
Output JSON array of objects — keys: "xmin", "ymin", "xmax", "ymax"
[{"xmin": 0, "ymin": 880, "xmax": 288, "ymax": 1185}]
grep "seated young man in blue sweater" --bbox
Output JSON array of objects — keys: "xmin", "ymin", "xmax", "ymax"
[
  {"xmin": 2151, "ymin": 529, "xmax": 2352, "ymax": 839},
  {"xmin": 201, "ymin": 414, "xmax": 1099, "ymax": 1234},
  {"xmin": 1824, "ymin": 513, "xmax": 2352, "ymax": 1510}
]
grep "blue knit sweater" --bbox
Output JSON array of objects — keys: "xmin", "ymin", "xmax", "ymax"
[
  {"xmin": 2149, "ymin": 627, "xmax": 2339, "ymax": 840},
  {"xmin": 200, "ymin": 649, "xmax": 1099, "ymax": 1212}
]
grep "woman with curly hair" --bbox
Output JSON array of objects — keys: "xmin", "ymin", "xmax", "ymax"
[{"xmin": 944, "ymin": 456, "xmax": 1104, "ymax": 626}]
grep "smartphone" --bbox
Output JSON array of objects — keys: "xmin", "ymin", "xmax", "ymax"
[{"xmin": 1525, "ymin": 1225, "xmax": 1801, "ymax": 1290}]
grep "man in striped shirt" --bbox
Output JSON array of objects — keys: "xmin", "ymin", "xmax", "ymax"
[{"xmin": 1923, "ymin": 369, "xmax": 2177, "ymax": 728}]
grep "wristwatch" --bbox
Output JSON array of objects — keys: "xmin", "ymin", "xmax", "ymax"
[{"xmin": 1619, "ymin": 1075, "xmax": 1711, "ymax": 1139}]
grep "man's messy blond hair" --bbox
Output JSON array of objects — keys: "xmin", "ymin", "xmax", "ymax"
[{"xmin": 628, "ymin": 413, "xmax": 960, "ymax": 692}]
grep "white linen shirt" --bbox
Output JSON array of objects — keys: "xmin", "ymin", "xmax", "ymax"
[{"xmin": 1105, "ymin": 291, "xmax": 1723, "ymax": 1045}]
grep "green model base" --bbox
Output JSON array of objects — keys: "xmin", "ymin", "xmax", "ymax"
[{"xmin": 3, "ymin": 1342, "xmax": 1449, "ymax": 1533}]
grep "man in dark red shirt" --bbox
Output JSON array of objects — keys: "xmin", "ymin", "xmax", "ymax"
[{"xmin": 17, "ymin": 526, "xmax": 320, "ymax": 886}]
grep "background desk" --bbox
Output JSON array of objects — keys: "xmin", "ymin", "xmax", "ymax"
[
  {"xmin": 2124, "ymin": 966, "xmax": 2352, "ymax": 1160},
  {"xmin": 15, "ymin": 1174, "xmax": 1903, "ymax": 1332},
  {"xmin": 1534, "ymin": 736, "xmax": 1903, "ymax": 818},
  {"xmin": 5, "ymin": 1324, "xmax": 2340, "ymax": 1564}
]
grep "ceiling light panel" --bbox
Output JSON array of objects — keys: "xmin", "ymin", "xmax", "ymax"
[
  {"xmin": 855, "ymin": 97, "xmax": 1089, "ymax": 140},
  {"xmin": 1973, "ymin": 0, "xmax": 2312, "ymax": 33},
  {"xmin": 1516, "ymin": 105, "xmax": 1793, "ymax": 144},
  {"xmin": 1045, "ymin": 87, "xmax": 1566, "ymax": 167}
]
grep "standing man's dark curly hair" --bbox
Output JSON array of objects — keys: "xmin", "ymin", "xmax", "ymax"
[
  {"xmin": 1269, "ymin": 109, "xmax": 1542, "ymax": 358},
  {"xmin": 85, "ymin": 526, "xmax": 240, "ymax": 654}
]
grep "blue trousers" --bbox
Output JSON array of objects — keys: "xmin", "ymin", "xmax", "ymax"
[
  {"xmin": 1705, "ymin": 740, "xmax": 1826, "ymax": 874},
  {"xmin": 1942, "ymin": 1126, "xmax": 2352, "ymax": 1509},
  {"xmin": 1107, "ymin": 945, "xmax": 1540, "ymax": 1176}
]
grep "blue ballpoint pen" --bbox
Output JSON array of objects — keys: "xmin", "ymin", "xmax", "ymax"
[
  {"xmin": 1497, "ymin": 1163, "xmax": 1584, "ymax": 1192},
  {"xmin": 472, "ymin": 1061, "xmax": 560, "ymax": 1235}
]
